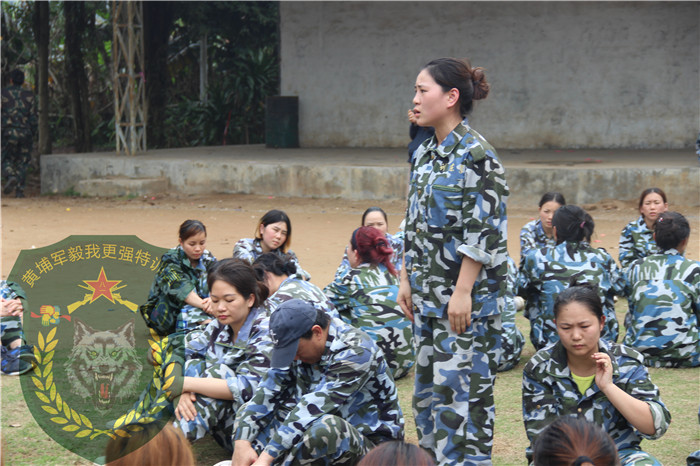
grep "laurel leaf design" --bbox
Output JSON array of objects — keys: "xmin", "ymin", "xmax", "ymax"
[
  {"xmin": 63, "ymin": 425, "xmax": 80, "ymax": 432},
  {"xmin": 63, "ymin": 398, "xmax": 72, "ymax": 419},
  {"xmin": 125, "ymin": 410, "xmax": 135, "ymax": 425},
  {"xmin": 47, "ymin": 326, "xmax": 57, "ymax": 342},
  {"xmin": 33, "ymin": 347, "xmax": 42, "ymax": 364},
  {"xmin": 36, "ymin": 392, "xmax": 50, "ymax": 404},
  {"xmin": 45, "ymin": 373, "xmax": 54, "ymax": 390},
  {"xmin": 43, "ymin": 361, "xmax": 53, "ymax": 378},
  {"xmin": 44, "ymin": 351, "xmax": 54, "ymax": 364},
  {"xmin": 51, "ymin": 386, "xmax": 58, "ymax": 404},
  {"xmin": 50, "ymin": 417, "xmax": 68, "ymax": 424},
  {"xmin": 32, "ymin": 377, "xmax": 45, "ymax": 391},
  {"xmin": 76, "ymin": 430, "xmax": 92, "ymax": 438},
  {"xmin": 126, "ymin": 424, "xmax": 144, "ymax": 432},
  {"xmin": 38, "ymin": 332, "xmax": 45, "ymax": 351},
  {"xmin": 80, "ymin": 414, "xmax": 92, "ymax": 429},
  {"xmin": 114, "ymin": 429, "xmax": 130, "ymax": 438},
  {"xmin": 71, "ymin": 408, "xmax": 81, "ymax": 425},
  {"xmin": 45, "ymin": 340, "xmax": 58, "ymax": 353},
  {"xmin": 42, "ymin": 405, "xmax": 58, "ymax": 415}
]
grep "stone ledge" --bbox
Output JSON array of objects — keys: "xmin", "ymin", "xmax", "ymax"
[{"xmin": 74, "ymin": 177, "xmax": 169, "ymax": 197}]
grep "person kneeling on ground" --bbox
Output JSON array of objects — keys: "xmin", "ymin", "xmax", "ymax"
[{"xmin": 231, "ymin": 298, "xmax": 404, "ymax": 466}]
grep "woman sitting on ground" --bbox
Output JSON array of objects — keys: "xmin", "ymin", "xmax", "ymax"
[
  {"xmin": 518, "ymin": 205, "xmax": 624, "ymax": 350},
  {"xmin": 624, "ymin": 211, "xmax": 700, "ymax": 368},
  {"xmin": 252, "ymin": 253, "xmax": 338, "ymax": 318},
  {"xmin": 522, "ymin": 284, "xmax": 670, "ymax": 466},
  {"xmin": 520, "ymin": 192, "xmax": 566, "ymax": 265},
  {"xmin": 618, "ymin": 187, "xmax": 668, "ymax": 270},
  {"xmin": 233, "ymin": 209, "xmax": 311, "ymax": 280},
  {"xmin": 324, "ymin": 226, "xmax": 414, "ymax": 379}
]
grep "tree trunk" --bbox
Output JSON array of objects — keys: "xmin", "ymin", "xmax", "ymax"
[
  {"xmin": 143, "ymin": 2, "xmax": 174, "ymax": 149},
  {"xmin": 32, "ymin": 1, "xmax": 51, "ymax": 155},
  {"xmin": 63, "ymin": 2, "xmax": 91, "ymax": 153}
]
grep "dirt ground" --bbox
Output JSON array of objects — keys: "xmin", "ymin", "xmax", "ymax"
[{"xmin": 2, "ymin": 192, "xmax": 699, "ymax": 284}]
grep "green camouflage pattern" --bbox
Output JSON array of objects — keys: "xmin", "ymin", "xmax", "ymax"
[
  {"xmin": 1, "ymin": 85, "xmax": 37, "ymax": 196},
  {"xmin": 523, "ymin": 339, "xmax": 670, "ymax": 465},
  {"xmin": 334, "ymin": 231, "xmax": 404, "ymax": 279},
  {"xmin": 233, "ymin": 318, "xmax": 403, "ymax": 464},
  {"xmin": 138, "ymin": 247, "xmax": 216, "ymax": 336},
  {"xmin": 518, "ymin": 241, "xmax": 624, "ymax": 350},
  {"xmin": 624, "ymin": 250, "xmax": 700, "ymax": 368},
  {"xmin": 174, "ymin": 307, "xmax": 272, "ymax": 451},
  {"xmin": 619, "ymin": 216, "xmax": 658, "ymax": 270},
  {"xmin": 324, "ymin": 262, "xmax": 414, "ymax": 379}
]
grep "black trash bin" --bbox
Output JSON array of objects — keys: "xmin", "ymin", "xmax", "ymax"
[{"xmin": 265, "ymin": 96, "xmax": 299, "ymax": 148}]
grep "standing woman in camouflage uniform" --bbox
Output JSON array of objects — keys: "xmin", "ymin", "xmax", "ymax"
[
  {"xmin": 519, "ymin": 192, "xmax": 566, "ymax": 265},
  {"xmin": 519, "ymin": 205, "xmax": 624, "ymax": 350},
  {"xmin": 173, "ymin": 259, "xmax": 272, "ymax": 452},
  {"xmin": 233, "ymin": 209, "xmax": 311, "ymax": 280},
  {"xmin": 397, "ymin": 57, "xmax": 509, "ymax": 465},
  {"xmin": 325, "ymin": 226, "xmax": 414, "ymax": 379},
  {"xmin": 618, "ymin": 188, "xmax": 668, "ymax": 270},
  {"xmin": 624, "ymin": 211, "xmax": 700, "ymax": 367},
  {"xmin": 1, "ymin": 69, "xmax": 37, "ymax": 198},
  {"xmin": 523, "ymin": 285, "xmax": 670, "ymax": 466}
]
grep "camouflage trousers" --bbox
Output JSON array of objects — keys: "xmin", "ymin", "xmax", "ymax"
[
  {"xmin": 495, "ymin": 321, "xmax": 524, "ymax": 373},
  {"xmin": 1, "ymin": 134, "xmax": 32, "ymax": 195},
  {"xmin": 618, "ymin": 447, "xmax": 663, "ymax": 466},
  {"xmin": 1, "ymin": 316, "xmax": 23, "ymax": 347},
  {"xmin": 413, "ymin": 313, "xmax": 501, "ymax": 466},
  {"xmin": 249, "ymin": 414, "xmax": 374, "ymax": 465}
]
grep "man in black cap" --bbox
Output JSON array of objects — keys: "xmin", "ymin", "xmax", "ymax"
[{"xmin": 231, "ymin": 298, "xmax": 404, "ymax": 465}]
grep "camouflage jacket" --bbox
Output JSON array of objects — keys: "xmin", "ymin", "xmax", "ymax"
[
  {"xmin": 624, "ymin": 250, "xmax": 700, "ymax": 367},
  {"xmin": 1, "ymin": 85, "xmax": 37, "ymax": 138},
  {"xmin": 324, "ymin": 262, "xmax": 414, "ymax": 378},
  {"xmin": 334, "ymin": 231, "xmax": 404, "ymax": 280},
  {"xmin": 522, "ymin": 339, "xmax": 671, "ymax": 462},
  {"xmin": 232, "ymin": 238, "xmax": 311, "ymax": 281},
  {"xmin": 139, "ymin": 246, "xmax": 216, "ymax": 335},
  {"xmin": 518, "ymin": 241, "xmax": 624, "ymax": 350},
  {"xmin": 232, "ymin": 318, "xmax": 404, "ymax": 459},
  {"xmin": 404, "ymin": 118, "xmax": 509, "ymax": 320},
  {"xmin": 619, "ymin": 216, "xmax": 658, "ymax": 270},
  {"xmin": 183, "ymin": 306, "xmax": 272, "ymax": 403},
  {"xmin": 498, "ymin": 256, "xmax": 525, "ymax": 372},
  {"xmin": 519, "ymin": 219, "xmax": 556, "ymax": 265},
  {"xmin": 266, "ymin": 275, "xmax": 339, "ymax": 319}
]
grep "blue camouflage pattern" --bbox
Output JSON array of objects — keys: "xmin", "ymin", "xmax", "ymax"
[
  {"xmin": 324, "ymin": 262, "xmax": 414, "ymax": 379},
  {"xmin": 0, "ymin": 280, "xmax": 25, "ymax": 346},
  {"xmin": 174, "ymin": 306, "xmax": 272, "ymax": 451},
  {"xmin": 497, "ymin": 257, "xmax": 525, "ymax": 372},
  {"xmin": 233, "ymin": 317, "xmax": 403, "ymax": 465},
  {"xmin": 624, "ymin": 250, "xmax": 700, "ymax": 368},
  {"xmin": 233, "ymin": 238, "xmax": 311, "ymax": 281},
  {"xmin": 523, "ymin": 339, "xmax": 671, "ymax": 465},
  {"xmin": 619, "ymin": 216, "xmax": 658, "ymax": 270},
  {"xmin": 518, "ymin": 241, "xmax": 624, "ymax": 350},
  {"xmin": 266, "ymin": 274, "xmax": 339, "ymax": 319},
  {"xmin": 519, "ymin": 219, "xmax": 556, "ymax": 266},
  {"xmin": 404, "ymin": 118, "xmax": 508, "ymax": 464}
]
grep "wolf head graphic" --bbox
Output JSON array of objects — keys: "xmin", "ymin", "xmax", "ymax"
[{"xmin": 65, "ymin": 319, "xmax": 141, "ymax": 412}]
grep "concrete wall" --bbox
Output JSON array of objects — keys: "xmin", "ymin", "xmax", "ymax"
[{"xmin": 280, "ymin": 2, "xmax": 699, "ymax": 149}]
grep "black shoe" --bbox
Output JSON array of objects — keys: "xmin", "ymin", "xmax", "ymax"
[{"xmin": 3, "ymin": 177, "xmax": 17, "ymax": 195}]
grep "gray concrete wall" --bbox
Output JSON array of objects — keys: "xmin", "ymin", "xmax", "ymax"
[{"xmin": 280, "ymin": 2, "xmax": 699, "ymax": 149}]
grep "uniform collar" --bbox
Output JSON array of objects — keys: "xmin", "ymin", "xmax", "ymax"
[{"xmin": 546, "ymin": 339, "xmax": 619, "ymax": 380}]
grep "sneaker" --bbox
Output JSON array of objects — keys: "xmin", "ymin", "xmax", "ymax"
[{"xmin": 1, "ymin": 345, "xmax": 36, "ymax": 375}]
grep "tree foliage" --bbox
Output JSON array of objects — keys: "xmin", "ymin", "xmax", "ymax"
[{"xmin": 1, "ymin": 1, "xmax": 280, "ymax": 152}]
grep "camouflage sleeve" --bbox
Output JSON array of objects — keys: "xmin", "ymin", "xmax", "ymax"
[
  {"xmin": 225, "ymin": 319, "xmax": 273, "ymax": 402},
  {"xmin": 184, "ymin": 324, "xmax": 213, "ymax": 362},
  {"xmin": 455, "ymin": 154, "xmax": 508, "ymax": 267},
  {"xmin": 520, "ymin": 221, "xmax": 538, "ymax": 261},
  {"xmin": 286, "ymin": 249, "xmax": 312, "ymax": 281},
  {"xmin": 159, "ymin": 262, "xmax": 197, "ymax": 303},
  {"xmin": 233, "ymin": 239, "xmax": 256, "ymax": 264},
  {"xmin": 605, "ymin": 252, "xmax": 626, "ymax": 297},
  {"xmin": 522, "ymin": 361, "xmax": 559, "ymax": 462},
  {"xmin": 323, "ymin": 268, "xmax": 353, "ymax": 313},
  {"xmin": 618, "ymin": 359, "xmax": 671, "ymax": 440},
  {"xmin": 618, "ymin": 223, "xmax": 635, "ymax": 268}
]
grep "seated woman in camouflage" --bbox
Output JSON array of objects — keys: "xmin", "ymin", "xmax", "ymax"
[
  {"xmin": 519, "ymin": 192, "xmax": 566, "ymax": 266},
  {"xmin": 173, "ymin": 259, "xmax": 273, "ymax": 452},
  {"xmin": 624, "ymin": 211, "xmax": 700, "ymax": 368},
  {"xmin": 252, "ymin": 253, "xmax": 338, "ymax": 319},
  {"xmin": 324, "ymin": 226, "xmax": 414, "ymax": 379},
  {"xmin": 518, "ymin": 205, "xmax": 624, "ymax": 350},
  {"xmin": 232, "ymin": 209, "xmax": 311, "ymax": 280},
  {"xmin": 333, "ymin": 207, "xmax": 404, "ymax": 280},
  {"xmin": 140, "ymin": 220, "xmax": 216, "ymax": 336},
  {"xmin": 523, "ymin": 285, "xmax": 671, "ymax": 466},
  {"xmin": 618, "ymin": 187, "xmax": 668, "ymax": 271}
]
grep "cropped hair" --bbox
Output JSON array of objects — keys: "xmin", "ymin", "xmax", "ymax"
[
  {"xmin": 539, "ymin": 192, "xmax": 566, "ymax": 208},
  {"xmin": 422, "ymin": 57, "xmax": 490, "ymax": 118},
  {"xmin": 350, "ymin": 226, "xmax": 397, "ymax": 276},
  {"xmin": 358, "ymin": 441, "xmax": 436, "ymax": 466},
  {"xmin": 178, "ymin": 219, "xmax": 206, "ymax": 241},
  {"xmin": 554, "ymin": 283, "xmax": 604, "ymax": 322},
  {"xmin": 638, "ymin": 187, "xmax": 667, "ymax": 209},
  {"xmin": 255, "ymin": 209, "xmax": 292, "ymax": 252},
  {"xmin": 552, "ymin": 205, "xmax": 594, "ymax": 244},
  {"xmin": 10, "ymin": 69, "xmax": 25, "ymax": 85},
  {"xmin": 300, "ymin": 308, "xmax": 331, "ymax": 339},
  {"xmin": 533, "ymin": 417, "xmax": 620, "ymax": 466},
  {"xmin": 252, "ymin": 252, "xmax": 298, "ymax": 280},
  {"xmin": 361, "ymin": 206, "xmax": 388, "ymax": 226},
  {"xmin": 654, "ymin": 211, "xmax": 690, "ymax": 252},
  {"xmin": 105, "ymin": 422, "xmax": 195, "ymax": 466}
]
